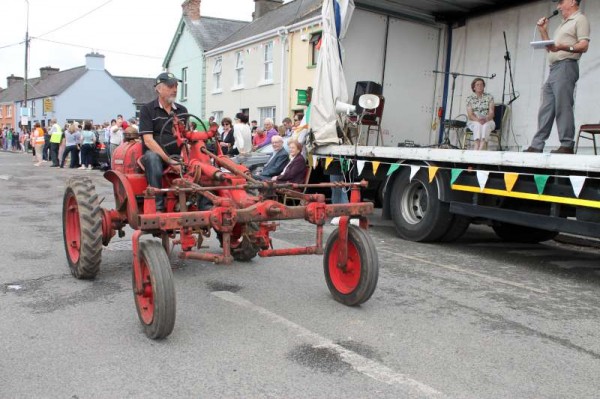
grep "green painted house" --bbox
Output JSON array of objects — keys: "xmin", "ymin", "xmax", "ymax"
[{"xmin": 163, "ymin": 0, "xmax": 248, "ymax": 119}]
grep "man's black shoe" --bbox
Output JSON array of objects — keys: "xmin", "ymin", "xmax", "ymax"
[
  {"xmin": 524, "ymin": 147, "xmax": 542, "ymax": 153},
  {"xmin": 550, "ymin": 146, "xmax": 574, "ymax": 154}
]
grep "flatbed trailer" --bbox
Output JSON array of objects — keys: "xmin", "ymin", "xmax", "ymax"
[{"xmin": 315, "ymin": 145, "xmax": 600, "ymax": 243}]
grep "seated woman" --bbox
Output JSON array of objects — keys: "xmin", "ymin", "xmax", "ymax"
[
  {"xmin": 272, "ymin": 140, "xmax": 306, "ymax": 184},
  {"xmin": 466, "ymin": 78, "xmax": 495, "ymax": 151},
  {"xmin": 219, "ymin": 117, "xmax": 234, "ymax": 155}
]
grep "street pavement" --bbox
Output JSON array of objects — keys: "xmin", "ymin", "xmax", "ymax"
[{"xmin": 1, "ymin": 150, "xmax": 600, "ymax": 398}]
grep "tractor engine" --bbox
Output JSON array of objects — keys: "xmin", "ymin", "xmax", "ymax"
[{"xmin": 112, "ymin": 141, "xmax": 143, "ymax": 174}]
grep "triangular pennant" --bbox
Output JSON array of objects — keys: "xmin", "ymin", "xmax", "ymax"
[
  {"xmin": 325, "ymin": 157, "xmax": 333, "ymax": 170},
  {"xmin": 450, "ymin": 169, "xmax": 463, "ymax": 185},
  {"xmin": 409, "ymin": 165, "xmax": 420, "ymax": 182},
  {"xmin": 312, "ymin": 155, "xmax": 318, "ymax": 169},
  {"xmin": 534, "ymin": 174, "xmax": 550, "ymax": 195},
  {"xmin": 341, "ymin": 157, "xmax": 350, "ymax": 173},
  {"xmin": 428, "ymin": 166, "xmax": 439, "ymax": 183},
  {"xmin": 357, "ymin": 160, "xmax": 366, "ymax": 175},
  {"xmin": 504, "ymin": 173, "xmax": 519, "ymax": 192},
  {"xmin": 387, "ymin": 163, "xmax": 400, "ymax": 176},
  {"xmin": 569, "ymin": 176, "xmax": 586, "ymax": 198},
  {"xmin": 476, "ymin": 171, "xmax": 490, "ymax": 191},
  {"xmin": 372, "ymin": 161, "xmax": 381, "ymax": 175}
]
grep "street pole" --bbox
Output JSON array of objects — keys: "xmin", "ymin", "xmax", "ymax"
[{"xmin": 24, "ymin": 0, "xmax": 30, "ymax": 130}]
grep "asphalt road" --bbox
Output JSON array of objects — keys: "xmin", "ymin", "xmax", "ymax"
[{"xmin": 1, "ymin": 150, "xmax": 600, "ymax": 399}]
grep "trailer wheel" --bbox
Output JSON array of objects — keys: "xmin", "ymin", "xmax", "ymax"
[
  {"xmin": 390, "ymin": 168, "xmax": 453, "ymax": 242},
  {"xmin": 440, "ymin": 215, "xmax": 471, "ymax": 242},
  {"xmin": 491, "ymin": 222, "xmax": 558, "ymax": 243},
  {"xmin": 324, "ymin": 225, "xmax": 379, "ymax": 306},
  {"xmin": 62, "ymin": 177, "xmax": 103, "ymax": 279},
  {"xmin": 133, "ymin": 241, "xmax": 176, "ymax": 340}
]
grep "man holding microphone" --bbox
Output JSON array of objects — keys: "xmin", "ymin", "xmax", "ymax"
[{"xmin": 526, "ymin": 0, "xmax": 590, "ymax": 154}]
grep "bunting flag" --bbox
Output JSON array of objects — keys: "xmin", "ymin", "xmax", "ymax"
[
  {"xmin": 534, "ymin": 174, "xmax": 550, "ymax": 195},
  {"xmin": 451, "ymin": 169, "xmax": 463, "ymax": 185},
  {"xmin": 409, "ymin": 165, "xmax": 420, "ymax": 182},
  {"xmin": 476, "ymin": 171, "xmax": 490, "ymax": 191},
  {"xmin": 312, "ymin": 155, "xmax": 318, "ymax": 169},
  {"xmin": 372, "ymin": 161, "xmax": 381, "ymax": 175},
  {"xmin": 387, "ymin": 163, "xmax": 400, "ymax": 176},
  {"xmin": 504, "ymin": 173, "xmax": 519, "ymax": 192},
  {"xmin": 325, "ymin": 157, "xmax": 333, "ymax": 170},
  {"xmin": 357, "ymin": 160, "xmax": 366, "ymax": 175},
  {"xmin": 428, "ymin": 166, "xmax": 439, "ymax": 183},
  {"xmin": 569, "ymin": 176, "xmax": 586, "ymax": 198}
]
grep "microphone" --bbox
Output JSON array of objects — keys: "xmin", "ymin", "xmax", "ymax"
[
  {"xmin": 490, "ymin": 74, "xmax": 496, "ymax": 79},
  {"xmin": 547, "ymin": 10, "xmax": 559, "ymax": 20}
]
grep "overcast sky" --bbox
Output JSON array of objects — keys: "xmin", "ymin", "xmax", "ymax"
[{"xmin": 0, "ymin": 0, "xmax": 273, "ymax": 87}]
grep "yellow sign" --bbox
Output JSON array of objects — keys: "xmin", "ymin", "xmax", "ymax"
[{"xmin": 43, "ymin": 97, "xmax": 53, "ymax": 113}]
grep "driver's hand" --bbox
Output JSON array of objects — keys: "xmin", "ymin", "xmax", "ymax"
[{"xmin": 168, "ymin": 162, "xmax": 182, "ymax": 174}]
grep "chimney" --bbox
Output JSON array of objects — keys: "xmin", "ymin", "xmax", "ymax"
[
  {"xmin": 6, "ymin": 74, "xmax": 24, "ymax": 88},
  {"xmin": 253, "ymin": 0, "xmax": 283, "ymax": 20},
  {"xmin": 40, "ymin": 66, "xmax": 60, "ymax": 80},
  {"xmin": 85, "ymin": 52, "xmax": 105, "ymax": 71},
  {"xmin": 182, "ymin": 0, "xmax": 201, "ymax": 21}
]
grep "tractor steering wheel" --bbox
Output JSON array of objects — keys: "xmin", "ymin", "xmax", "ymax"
[{"xmin": 158, "ymin": 113, "xmax": 208, "ymax": 154}]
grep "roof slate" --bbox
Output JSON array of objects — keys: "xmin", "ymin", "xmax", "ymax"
[
  {"xmin": 112, "ymin": 76, "xmax": 156, "ymax": 105},
  {"xmin": 185, "ymin": 15, "xmax": 249, "ymax": 50},
  {"xmin": 0, "ymin": 66, "xmax": 86, "ymax": 103},
  {"xmin": 210, "ymin": 0, "xmax": 322, "ymax": 50}
]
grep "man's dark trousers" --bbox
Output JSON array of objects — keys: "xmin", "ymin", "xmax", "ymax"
[{"xmin": 531, "ymin": 59, "xmax": 579, "ymax": 150}]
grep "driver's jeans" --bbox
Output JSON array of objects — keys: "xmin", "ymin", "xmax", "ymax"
[{"xmin": 141, "ymin": 151, "xmax": 166, "ymax": 211}]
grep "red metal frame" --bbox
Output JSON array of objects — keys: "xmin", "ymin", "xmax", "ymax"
[{"xmin": 102, "ymin": 114, "xmax": 375, "ymax": 266}]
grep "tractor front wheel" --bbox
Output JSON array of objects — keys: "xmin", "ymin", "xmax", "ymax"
[
  {"xmin": 62, "ymin": 177, "xmax": 103, "ymax": 279},
  {"xmin": 133, "ymin": 241, "xmax": 176, "ymax": 339},
  {"xmin": 324, "ymin": 225, "xmax": 379, "ymax": 306}
]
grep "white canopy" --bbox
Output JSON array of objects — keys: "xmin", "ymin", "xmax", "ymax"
[{"xmin": 309, "ymin": 0, "xmax": 355, "ymax": 147}]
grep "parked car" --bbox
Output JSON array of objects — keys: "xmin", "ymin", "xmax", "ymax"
[{"xmin": 230, "ymin": 138, "xmax": 289, "ymax": 175}]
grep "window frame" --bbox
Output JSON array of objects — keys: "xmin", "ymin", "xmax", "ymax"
[
  {"xmin": 213, "ymin": 57, "xmax": 222, "ymax": 91},
  {"xmin": 263, "ymin": 41, "xmax": 274, "ymax": 82},
  {"xmin": 310, "ymin": 31, "xmax": 322, "ymax": 67},
  {"xmin": 235, "ymin": 51, "xmax": 245, "ymax": 87},
  {"xmin": 258, "ymin": 106, "xmax": 276, "ymax": 127},
  {"xmin": 180, "ymin": 67, "xmax": 188, "ymax": 101}
]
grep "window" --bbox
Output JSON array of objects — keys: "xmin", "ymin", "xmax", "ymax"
[
  {"xmin": 180, "ymin": 67, "xmax": 188, "ymax": 101},
  {"xmin": 310, "ymin": 32, "xmax": 322, "ymax": 66},
  {"xmin": 7, "ymin": 105, "xmax": 11, "ymax": 117},
  {"xmin": 258, "ymin": 106, "xmax": 276, "ymax": 127},
  {"xmin": 263, "ymin": 41, "xmax": 273, "ymax": 82},
  {"xmin": 235, "ymin": 51, "xmax": 245, "ymax": 87},
  {"xmin": 0, "ymin": 106, "xmax": 3, "ymax": 118},
  {"xmin": 31, "ymin": 101, "xmax": 35, "ymax": 117},
  {"xmin": 212, "ymin": 111, "xmax": 223, "ymax": 123},
  {"xmin": 213, "ymin": 57, "xmax": 222, "ymax": 91}
]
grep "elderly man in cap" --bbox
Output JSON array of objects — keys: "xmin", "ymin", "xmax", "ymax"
[
  {"xmin": 138, "ymin": 72, "xmax": 188, "ymax": 211},
  {"xmin": 526, "ymin": 0, "xmax": 590, "ymax": 154}
]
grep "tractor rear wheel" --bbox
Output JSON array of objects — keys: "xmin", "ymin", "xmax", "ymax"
[
  {"xmin": 62, "ymin": 177, "xmax": 103, "ymax": 279},
  {"xmin": 133, "ymin": 241, "xmax": 176, "ymax": 340},
  {"xmin": 324, "ymin": 225, "xmax": 379, "ymax": 306}
]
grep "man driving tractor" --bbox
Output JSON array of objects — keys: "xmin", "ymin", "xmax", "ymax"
[{"xmin": 138, "ymin": 72, "xmax": 188, "ymax": 212}]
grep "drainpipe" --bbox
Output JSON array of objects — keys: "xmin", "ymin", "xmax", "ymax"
[{"xmin": 278, "ymin": 28, "xmax": 289, "ymax": 120}]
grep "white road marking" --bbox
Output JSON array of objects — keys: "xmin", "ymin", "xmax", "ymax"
[
  {"xmin": 388, "ymin": 252, "xmax": 548, "ymax": 295},
  {"xmin": 212, "ymin": 291, "xmax": 447, "ymax": 399},
  {"xmin": 0, "ymin": 175, "xmax": 12, "ymax": 180}
]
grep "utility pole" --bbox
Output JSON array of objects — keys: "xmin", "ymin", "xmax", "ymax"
[{"xmin": 23, "ymin": 0, "xmax": 30, "ymax": 128}]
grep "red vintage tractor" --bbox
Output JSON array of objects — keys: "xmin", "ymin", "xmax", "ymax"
[{"xmin": 62, "ymin": 115, "xmax": 378, "ymax": 339}]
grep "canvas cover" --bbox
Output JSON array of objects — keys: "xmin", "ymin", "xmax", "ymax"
[{"xmin": 309, "ymin": 0, "xmax": 355, "ymax": 147}]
